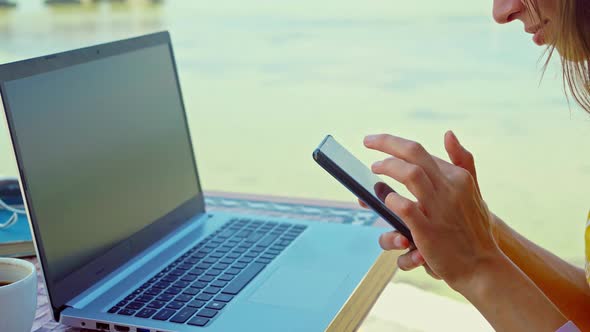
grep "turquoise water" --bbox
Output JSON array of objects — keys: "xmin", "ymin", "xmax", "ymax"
[{"xmin": 0, "ymin": 0, "xmax": 588, "ymax": 299}]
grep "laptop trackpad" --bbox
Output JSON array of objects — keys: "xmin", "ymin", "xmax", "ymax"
[{"xmin": 248, "ymin": 266, "xmax": 349, "ymax": 312}]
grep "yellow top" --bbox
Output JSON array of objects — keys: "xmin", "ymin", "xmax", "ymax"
[{"xmin": 586, "ymin": 211, "xmax": 590, "ymax": 285}]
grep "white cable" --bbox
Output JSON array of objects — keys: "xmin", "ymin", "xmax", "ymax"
[
  {"xmin": 0, "ymin": 212, "xmax": 17, "ymax": 229},
  {"xmin": 0, "ymin": 176, "xmax": 25, "ymax": 228},
  {"xmin": 0, "ymin": 199, "xmax": 25, "ymax": 214}
]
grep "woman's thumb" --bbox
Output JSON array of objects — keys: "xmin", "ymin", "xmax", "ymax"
[{"xmin": 444, "ymin": 131, "xmax": 479, "ymax": 189}]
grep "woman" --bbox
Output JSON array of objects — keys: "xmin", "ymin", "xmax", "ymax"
[{"xmin": 363, "ymin": 0, "xmax": 590, "ymax": 331}]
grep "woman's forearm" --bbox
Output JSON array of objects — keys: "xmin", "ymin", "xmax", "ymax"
[
  {"xmin": 456, "ymin": 251, "xmax": 567, "ymax": 332},
  {"xmin": 494, "ymin": 215, "xmax": 590, "ymax": 329}
]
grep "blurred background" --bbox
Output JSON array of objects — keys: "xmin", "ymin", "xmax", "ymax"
[{"xmin": 0, "ymin": 0, "xmax": 588, "ymax": 323}]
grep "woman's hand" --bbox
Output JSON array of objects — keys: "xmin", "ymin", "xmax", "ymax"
[
  {"xmin": 363, "ymin": 131, "xmax": 501, "ymax": 290},
  {"xmin": 362, "ymin": 131, "xmax": 497, "ymax": 278}
]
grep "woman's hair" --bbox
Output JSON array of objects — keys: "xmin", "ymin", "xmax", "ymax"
[{"xmin": 532, "ymin": 0, "xmax": 590, "ymax": 114}]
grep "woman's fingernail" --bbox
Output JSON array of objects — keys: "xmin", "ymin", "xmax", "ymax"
[
  {"xmin": 411, "ymin": 251, "xmax": 423, "ymax": 264},
  {"xmin": 372, "ymin": 160, "xmax": 383, "ymax": 169},
  {"xmin": 364, "ymin": 135, "xmax": 377, "ymax": 144},
  {"xmin": 393, "ymin": 235, "xmax": 403, "ymax": 247}
]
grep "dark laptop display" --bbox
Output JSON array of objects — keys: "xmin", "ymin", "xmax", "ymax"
[{"xmin": 0, "ymin": 33, "xmax": 205, "ymax": 313}]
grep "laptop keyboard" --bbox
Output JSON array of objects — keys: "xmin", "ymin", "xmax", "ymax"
[{"xmin": 107, "ymin": 218, "xmax": 307, "ymax": 327}]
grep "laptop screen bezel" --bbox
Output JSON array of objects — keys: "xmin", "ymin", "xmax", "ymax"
[{"xmin": 0, "ymin": 31, "xmax": 206, "ymax": 320}]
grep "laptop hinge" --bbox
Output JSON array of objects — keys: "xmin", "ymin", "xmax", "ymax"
[{"xmin": 66, "ymin": 213, "xmax": 210, "ymax": 309}]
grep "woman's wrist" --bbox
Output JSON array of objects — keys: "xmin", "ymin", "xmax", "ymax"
[
  {"xmin": 453, "ymin": 250, "xmax": 512, "ymax": 301},
  {"xmin": 448, "ymin": 248, "xmax": 509, "ymax": 298},
  {"xmin": 451, "ymin": 249, "xmax": 568, "ymax": 331}
]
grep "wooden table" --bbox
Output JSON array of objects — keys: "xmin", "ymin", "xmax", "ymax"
[{"xmin": 28, "ymin": 191, "xmax": 398, "ymax": 332}]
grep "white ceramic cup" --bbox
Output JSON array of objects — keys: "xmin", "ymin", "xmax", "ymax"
[{"xmin": 0, "ymin": 258, "xmax": 37, "ymax": 332}]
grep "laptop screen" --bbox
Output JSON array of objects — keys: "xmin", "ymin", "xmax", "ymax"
[{"xmin": 0, "ymin": 33, "xmax": 204, "ymax": 312}]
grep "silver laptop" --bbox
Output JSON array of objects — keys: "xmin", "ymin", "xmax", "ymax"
[{"xmin": 0, "ymin": 32, "xmax": 384, "ymax": 332}]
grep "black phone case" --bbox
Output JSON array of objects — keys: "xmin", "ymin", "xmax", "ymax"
[{"xmin": 313, "ymin": 138, "xmax": 413, "ymax": 242}]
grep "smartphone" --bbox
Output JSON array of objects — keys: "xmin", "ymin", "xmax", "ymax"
[{"xmin": 313, "ymin": 135, "xmax": 412, "ymax": 242}]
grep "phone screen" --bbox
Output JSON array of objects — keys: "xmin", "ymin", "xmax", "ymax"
[{"xmin": 315, "ymin": 135, "xmax": 411, "ymax": 239}]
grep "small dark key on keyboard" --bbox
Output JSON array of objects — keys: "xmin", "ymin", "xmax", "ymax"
[
  {"xmin": 147, "ymin": 301, "xmax": 166, "ymax": 309},
  {"xmin": 205, "ymin": 269, "xmax": 222, "ymax": 276},
  {"xmin": 135, "ymin": 308, "xmax": 157, "ymax": 318},
  {"xmin": 164, "ymin": 287, "xmax": 182, "ymax": 295},
  {"xmin": 145, "ymin": 288, "xmax": 161, "ymax": 296},
  {"xmin": 153, "ymin": 308, "xmax": 176, "ymax": 321},
  {"xmin": 169, "ymin": 269, "xmax": 184, "ymax": 276},
  {"xmin": 118, "ymin": 309, "xmax": 136, "ymax": 316},
  {"xmin": 198, "ymin": 275, "xmax": 214, "ymax": 282},
  {"xmin": 185, "ymin": 258, "xmax": 199, "ymax": 264},
  {"xmin": 182, "ymin": 287, "xmax": 199, "ymax": 296},
  {"xmin": 206, "ymin": 301, "xmax": 225, "ymax": 310},
  {"xmin": 192, "ymin": 281, "xmax": 207, "ymax": 289},
  {"xmin": 211, "ymin": 280, "xmax": 227, "ymax": 288},
  {"xmin": 244, "ymin": 252, "xmax": 257, "ymax": 259},
  {"xmin": 135, "ymin": 295, "xmax": 153, "ymax": 303},
  {"xmin": 195, "ymin": 293, "xmax": 212, "ymax": 301},
  {"xmin": 210, "ymin": 251, "xmax": 224, "ymax": 258},
  {"xmin": 203, "ymin": 257, "xmax": 217, "ymax": 264},
  {"xmin": 154, "ymin": 282, "xmax": 169, "ymax": 289},
  {"xmin": 177, "ymin": 263, "xmax": 192, "ymax": 270},
  {"xmin": 170, "ymin": 307, "xmax": 198, "ymax": 323},
  {"xmin": 125, "ymin": 302, "xmax": 144, "ymax": 310},
  {"xmin": 188, "ymin": 316, "xmax": 209, "ymax": 327},
  {"xmin": 203, "ymin": 286, "xmax": 221, "ymax": 294},
  {"xmin": 175, "ymin": 294, "xmax": 193, "ymax": 302},
  {"xmin": 156, "ymin": 294, "xmax": 173, "ymax": 302},
  {"xmin": 220, "ymin": 258, "xmax": 234, "ymax": 265},
  {"xmin": 181, "ymin": 274, "xmax": 197, "ymax": 282},
  {"xmin": 232, "ymin": 262, "xmax": 247, "ymax": 269},
  {"xmin": 236, "ymin": 230, "xmax": 251, "ymax": 238},
  {"xmin": 258, "ymin": 234, "xmax": 279, "ymax": 247},
  {"xmin": 187, "ymin": 300, "xmax": 206, "ymax": 308},
  {"xmin": 218, "ymin": 274, "xmax": 234, "ymax": 281},
  {"xmin": 213, "ymin": 263, "xmax": 229, "ymax": 270},
  {"xmin": 246, "ymin": 231, "xmax": 265, "ymax": 243},
  {"xmin": 214, "ymin": 294, "xmax": 233, "ymax": 302},
  {"xmin": 197, "ymin": 308, "xmax": 218, "ymax": 318},
  {"xmin": 166, "ymin": 301, "xmax": 184, "ymax": 310},
  {"xmin": 218, "ymin": 228, "xmax": 238, "ymax": 238},
  {"xmin": 173, "ymin": 281, "xmax": 189, "ymax": 288},
  {"xmin": 198, "ymin": 248, "xmax": 212, "ymax": 254},
  {"xmin": 196, "ymin": 263, "xmax": 211, "ymax": 270}
]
